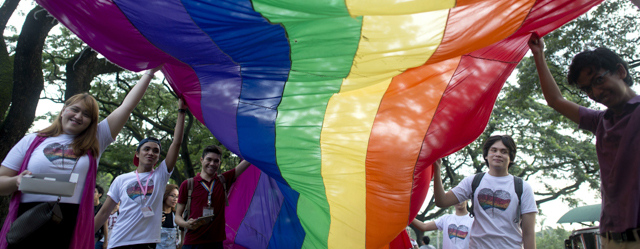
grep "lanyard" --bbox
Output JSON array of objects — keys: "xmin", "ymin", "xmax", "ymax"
[
  {"xmin": 200, "ymin": 179, "xmax": 216, "ymax": 207},
  {"xmin": 135, "ymin": 169, "xmax": 154, "ymax": 206}
]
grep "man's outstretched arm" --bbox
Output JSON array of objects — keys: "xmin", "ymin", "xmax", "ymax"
[
  {"xmin": 235, "ymin": 160, "xmax": 251, "ymax": 179},
  {"xmin": 528, "ymin": 34, "xmax": 581, "ymax": 124},
  {"xmin": 433, "ymin": 159, "xmax": 462, "ymax": 208},
  {"xmin": 411, "ymin": 219, "xmax": 438, "ymax": 232}
]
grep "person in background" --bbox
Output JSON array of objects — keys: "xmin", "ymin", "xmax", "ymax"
[
  {"xmin": 175, "ymin": 145, "xmax": 251, "ymax": 249},
  {"xmin": 419, "ymin": 237, "xmax": 436, "ymax": 249},
  {"xmin": 158, "ymin": 184, "xmax": 180, "ymax": 249},
  {"xmin": 412, "ymin": 200, "xmax": 473, "ymax": 249},
  {"xmin": 412, "ymin": 238, "xmax": 421, "ymax": 249},
  {"xmin": 98, "ymin": 202, "xmax": 120, "ymax": 249},
  {"xmin": 95, "ymin": 185, "xmax": 108, "ymax": 248}
]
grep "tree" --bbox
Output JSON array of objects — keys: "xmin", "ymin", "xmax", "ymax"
[
  {"xmin": 90, "ymin": 72, "xmax": 241, "ymax": 185},
  {"xmin": 412, "ymin": 0, "xmax": 639, "ymax": 243},
  {"xmin": 536, "ymin": 226, "xmax": 572, "ymax": 249}
]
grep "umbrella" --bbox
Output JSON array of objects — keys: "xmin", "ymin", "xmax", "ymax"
[{"xmin": 557, "ymin": 204, "xmax": 601, "ymax": 224}]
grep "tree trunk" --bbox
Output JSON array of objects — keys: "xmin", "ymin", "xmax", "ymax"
[
  {"xmin": 0, "ymin": 0, "xmax": 21, "ymax": 125},
  {"xmin": 65, "ymin": 47, "xmax": 98, "ymax": 100},
  {"xmin": 65, "ymin": 47, "xmax": 123, "ymax": 100}
]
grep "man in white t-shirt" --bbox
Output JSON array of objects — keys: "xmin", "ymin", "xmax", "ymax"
[
  {"xmin": 433, "ymin": 135, "xmax": 538, "ymax": 249},
  {"xmin": 94, "ymin": 100, "xmax": 187, "ymax": 249},
  {"xmin": 412, "ymin": 200, "xmax": 473, "ymax": 249}
]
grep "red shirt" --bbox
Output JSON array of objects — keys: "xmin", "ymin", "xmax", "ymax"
[{"xmin": 178, "ymin": 169, "xmax": 236, "ymax": 244}]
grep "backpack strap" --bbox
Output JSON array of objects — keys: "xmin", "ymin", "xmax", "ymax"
[
  {"xmin": 183, "ymin": 178, "xmax": 194, "ymax": 233},
  {"xmin": 513, "ymin": 175, "xmax": 523, "ymax": 224},
  {"xmin": 469, "ymin": 172, "xmax": 485, "ymax": 218},
  {"xmin": 218, "ymin": 174, "xmax": 229, "ymax": 206}
]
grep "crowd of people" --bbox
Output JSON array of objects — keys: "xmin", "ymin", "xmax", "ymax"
[
  {"xmin": 0, "ymin": 32, "xmax": 638, "ymax": 249},
  {"xmin": 0, "ymin": 65, "xmax": 251, "ymax": 249}
]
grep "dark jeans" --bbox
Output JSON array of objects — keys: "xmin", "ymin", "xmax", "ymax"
[
  {"xmin": 112, "ymin": 243, "xmax": 157, "ymax": 249},
  {"xmin": 7, "ymin": 202, "xmax": 79, "ymax": 249},
  {"xmin": 182, "ymin": 242, "xmax": 223, "ymax": 249}
]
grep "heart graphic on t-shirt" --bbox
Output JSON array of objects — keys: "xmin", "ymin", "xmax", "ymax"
[
  {"xmin": 477, "ymin": 188, "xmax": 511, "ymax": 218},
  {"xmin": 447, "ymin": 224, "xmax": 469, "ymax": 242},
  {"xmin": 42, "ymin": 142, "xmax": 77, "ymax": 168},
  {"xmin": 126, "ymin": 179, "xmax": 155, "ymax": 201}
]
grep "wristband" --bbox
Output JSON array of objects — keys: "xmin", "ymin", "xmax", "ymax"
[
  {"xmin": 144, "ymin": 73, "xmax": 154, "ymax": 78},
  {"xmin": 178, "ymin": 109, "xmax": 187, "ymax": 113}
]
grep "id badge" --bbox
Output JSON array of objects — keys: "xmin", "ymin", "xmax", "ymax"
[
  {"xmin": 203, "ymin": 207, "xmax": 214, "ymax": 217},
  {"xmin": 69, "ymin": 173, "xmax": 79, "ymax": 183},
  {"xmin": 141, "ymin": 206, "xmax": 154, "ymax": 217}
]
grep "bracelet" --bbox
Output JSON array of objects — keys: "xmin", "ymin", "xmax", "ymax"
[{"xmin": 178, "ymin": 109, "xmax": 187, "ymax": 113}]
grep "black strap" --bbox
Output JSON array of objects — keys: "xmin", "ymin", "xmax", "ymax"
[
  {"xmin": 218, "ymin": 174, "xmax": 229, "ymax": 206},
  {"xmin": 182, "ymin": 177, "xmax": 194, "ymax": 233},
  {"xmin": 469, "ymin": 172, "xmax": 485, "ymax": 218},
  {"xmin": 469, "ymin": 173, "xmax": 523, "ymax": 224},
  {"xmin": 513, "ymin": 175, "xmax": 523, "ymax": 224}
]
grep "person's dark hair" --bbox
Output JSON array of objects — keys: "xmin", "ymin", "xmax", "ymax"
[
  {"xmin": 95, "ymin": 185, "xmax": 104, "ymax": 196},
  {"xmin": 163, "ymin": 184, "xmax": 179, "ymax": 212},
  {"xmin": 568, "ymin": 47, "xmax": 633, "ymax": 87},
  {"xmin": 482, "ymin": 135, "xmax": 516, "ymax": 168},
  {"xmin": 422, "ymin": 236, "xmax": 431, "ymax": 245},
  {"xmin": 201, "ymin": 145, "xmax": 223, "ymax": 159},
  {"xmin": 136, "ymin": 137, "xmax": 161, "ymax": 152}
]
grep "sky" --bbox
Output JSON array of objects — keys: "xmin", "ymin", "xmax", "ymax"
[{"xmin": 8, "ymin": 0, "xmax": 633, "ymax": 234}]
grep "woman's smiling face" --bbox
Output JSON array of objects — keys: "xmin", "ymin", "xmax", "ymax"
[{"xmin": 61, "ymin": 102, "xmax": 92, "ymax": 135}]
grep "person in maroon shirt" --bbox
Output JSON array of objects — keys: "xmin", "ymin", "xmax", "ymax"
[
  {"xmin": 529, "ymin": 34, "xmax": 639, "ymax": 248},
  {"xmin": 175, "ymin": 145, "xmax": 250, "ymax": 249}
]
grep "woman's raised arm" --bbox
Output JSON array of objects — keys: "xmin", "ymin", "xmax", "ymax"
[{"xmin": 106, "ymin": 65, "xmax": 163, "ymax": 139}]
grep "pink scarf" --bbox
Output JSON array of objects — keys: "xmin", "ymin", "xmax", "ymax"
[{"xmin": 0, "ymin": 135, "xmax": 96, "ymax": 249}]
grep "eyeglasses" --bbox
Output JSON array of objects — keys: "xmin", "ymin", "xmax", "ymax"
[
  {"xmin": 579, "ymin": 70, "xmax": 609, "ymax": 96},
  {"xmin": 168, "ymin": 195, "xmax": 178, "ymax": 199}
]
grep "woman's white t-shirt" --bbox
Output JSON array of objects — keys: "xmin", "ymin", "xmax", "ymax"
[{"xmin": 2, "ymin": 120, "xmax": 114, "ymax": 204}]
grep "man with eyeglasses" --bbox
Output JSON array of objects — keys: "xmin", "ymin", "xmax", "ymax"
[
  {"xmin": 433, "ymin": 135, "xmax": 538, "ymax": 249},
  {"xmin": 175, "ymin": 145, "xmax": 251, "ymax": 249},
  {"xmin": 528, "ymin": 34, "xmax": 639, "ymax": 248}
]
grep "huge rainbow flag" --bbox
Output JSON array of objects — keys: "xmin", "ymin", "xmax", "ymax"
[{"xmin": 36, "ymin": 0, "xmax": 602, "ymax": 248}]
